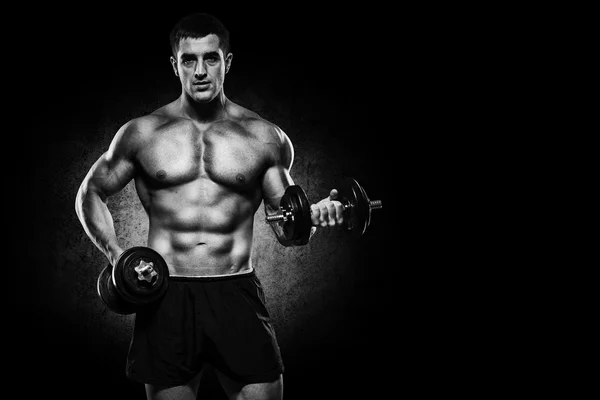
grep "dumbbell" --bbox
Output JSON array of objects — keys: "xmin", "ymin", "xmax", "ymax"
[
  {"xmin": 97, "ymin": 246, "xmax": 170, "ymax": 315},
  {"xmin": 265, "ymin": 177, "xmax": 383, "ymax": 245}
]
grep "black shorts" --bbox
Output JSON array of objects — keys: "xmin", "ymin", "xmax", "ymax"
[{"xmin": 125, "ymin": 270, "xmax": 284, "ymax": 386}]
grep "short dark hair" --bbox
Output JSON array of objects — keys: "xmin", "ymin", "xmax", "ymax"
[{"xmin": 169, "ymin": 13, "xmax": 230, "ymax": 57}]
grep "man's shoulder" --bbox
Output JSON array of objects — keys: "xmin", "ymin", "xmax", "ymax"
[
  {"xmin": 123, "ymin": 107, "xmax": 187, "ymax": 135},
  {"xmin": 111, "ymin": 114, "xmax": 177, "ymax": 154},
  {"xmin": 226, "ymin": 100, "xmax": 261, "ymax": 120},
  {"xmin": 226, "ymin": 101, "xmax": 288, "ymax": 144},
  {"xmin": 125, "ymin": 114, "xmax": 166, "ymax": 130}
]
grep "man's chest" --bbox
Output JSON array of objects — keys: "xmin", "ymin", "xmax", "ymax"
[{"xmin": 137, "ymin": 122, "xmax": 269, "ymax": 188}]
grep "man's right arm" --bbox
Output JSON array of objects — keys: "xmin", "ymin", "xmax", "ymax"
[{"xmin": 75, "ymin": 121, "xmax": 139, "ymax": 266}]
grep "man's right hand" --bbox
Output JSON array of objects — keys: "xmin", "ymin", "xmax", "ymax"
[{"xmin": 108, "ymin": 247, "xmax": 125, "ymax": 267}]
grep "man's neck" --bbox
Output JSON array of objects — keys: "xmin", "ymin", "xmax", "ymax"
[{"xmin": 178, "ymin": 92, "xmax": 229, "ymax": 122}]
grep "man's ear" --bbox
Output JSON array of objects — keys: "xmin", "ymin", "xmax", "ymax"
[
  {"xmin": 225, "ymin": 53, "xmax": 233, "ymax": 74},
  {"xmin": 170, "ymin": 56, "xmax": 179, "ymax": 77}
]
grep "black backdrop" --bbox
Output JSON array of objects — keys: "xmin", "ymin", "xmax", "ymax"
[{"xmin": 4, "ymin": 5, "xmax": 463, "ymax": 400}]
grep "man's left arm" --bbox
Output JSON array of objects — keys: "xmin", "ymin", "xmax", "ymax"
[
  {"xmin": 261, "ymin": 126, "xmax": 301, "ymax": 246},
  {"xmin": 261, "ymin": 126, "xmax": 343, "ymax": 246}
]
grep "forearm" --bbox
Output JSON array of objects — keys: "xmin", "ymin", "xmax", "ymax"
[{"xmin": 75, "ymin": 184, "xmax": 123, "ymax": 265}]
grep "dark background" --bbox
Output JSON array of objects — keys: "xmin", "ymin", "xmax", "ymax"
[{"xmin": 6, "ymin": 5, "xmax": 475, "ymax": 400}]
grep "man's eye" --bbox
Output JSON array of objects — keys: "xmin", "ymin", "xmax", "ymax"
[
  {"xmin": 205, "ymin": 57, "xmax": 219, "ymax": 64},
  {"xmin": 182, "ymin": 60, "xmax": 194, "ymax": 66}
]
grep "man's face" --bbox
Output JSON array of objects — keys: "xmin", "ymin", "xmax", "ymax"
[{"xmin": 171, "ymin": 34, "xmax": 232, "ymax": 103}]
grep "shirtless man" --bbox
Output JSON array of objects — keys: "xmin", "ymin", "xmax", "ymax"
[{"xmin": 75, "ymin": 12, "xmax": 343, "ymax": 400}]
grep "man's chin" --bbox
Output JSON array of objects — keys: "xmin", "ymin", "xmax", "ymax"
[{"xmin": 191, "ymin": 93, "xmax": 215, "ymax": 103}]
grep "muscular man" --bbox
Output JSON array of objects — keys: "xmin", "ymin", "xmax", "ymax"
[{"xmin": 75, "ymin": 12, "xmax": 343, "ymax": 400}]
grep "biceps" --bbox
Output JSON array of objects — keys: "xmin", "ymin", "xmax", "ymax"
[
  {"xmin": 262, "ymin": 165, "xmax": 294, "ymax": 212},
  {"xmin": 84, "ymin": 153, "xmax": 136, "ymax": 199}
]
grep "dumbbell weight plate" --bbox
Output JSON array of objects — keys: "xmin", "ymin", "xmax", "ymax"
[
  {"xmin": 338, "ymin": 177, "xmax": 371, "ymax": 237},
  {"xmin": 112, "ymin": 246, "xmax": 170, "ymax": 306},
  {"xmin": 280, "ymin": 185, "xmax": 312, "ymax": 245},
  {"xmin": 97, "ymin": 264, "xmax": 137, "ymax": 315}
]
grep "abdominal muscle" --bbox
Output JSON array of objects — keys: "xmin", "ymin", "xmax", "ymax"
[{"xmin": 141, "ymin": 180, "xmax": 259, "ymax": 277}]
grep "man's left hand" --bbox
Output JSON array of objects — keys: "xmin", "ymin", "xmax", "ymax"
[{"xmin": 310, "ymin": 189, "xmax": 345, "ymax": 227}]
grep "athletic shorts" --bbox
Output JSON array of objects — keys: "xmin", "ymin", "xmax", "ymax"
[{"xmin": 125, "ymin": 269, "xmax": 284, "ymax": 386}]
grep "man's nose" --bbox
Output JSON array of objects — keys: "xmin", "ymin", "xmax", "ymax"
[{"xmin": 194, "ymin": 62, "xmax": 207, "ymax": 78}]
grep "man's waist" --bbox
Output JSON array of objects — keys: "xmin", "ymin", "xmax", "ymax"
[
  {"xmin": 169, "ymin": 266, "xmax": 255, "ymax": 281},
  {"xmin": 167, "ymin": 260, "xmax": 253, "ymax": 278}
]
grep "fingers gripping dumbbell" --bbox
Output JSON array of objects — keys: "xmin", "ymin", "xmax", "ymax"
[
  {"xmin": 97, "ymin": 246, "xmax": 170, "ymax": 315},
  {"xmin": 265, "ymin": 177, "xmax": 383, "ymax": 244}
]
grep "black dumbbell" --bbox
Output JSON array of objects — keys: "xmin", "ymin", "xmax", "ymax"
[
  {"xmin": 265, "ymin": 177, "xmax": 382, "ymax": 244},
  {"xmin": 97, "ymin": 246, "xmax": 170, "ymax": 315}
]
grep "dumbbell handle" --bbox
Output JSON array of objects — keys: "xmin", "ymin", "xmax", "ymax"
[
  {"xmin": 134, "ymin": 260, "xmax": 157, "ymax": 283},
  {"xmin": 266, "ymin": 210, "xmax": 294, "ymax": 223},
  {"xmin": 365, "ymin": 200, "xmax": 383, "ymax": 209},
  {"xmin": 265, "ymin": 199, "xmax": 383, "ymax": 223}
]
